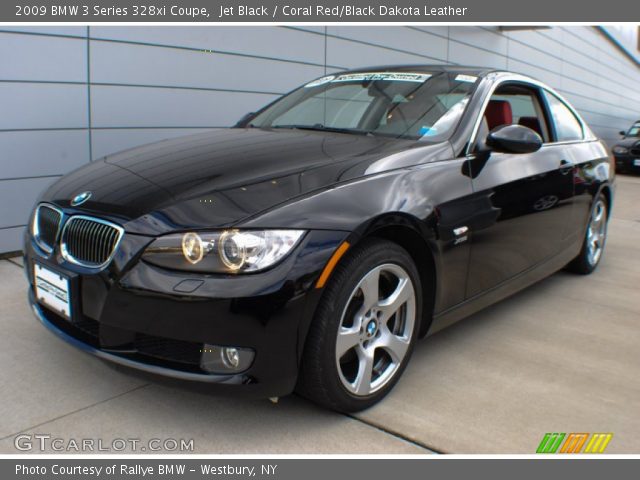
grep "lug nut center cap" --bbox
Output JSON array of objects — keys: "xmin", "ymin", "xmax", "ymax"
[{"xmin": 366, "ymin": 320, "xmax": 378, "ymax": 337}]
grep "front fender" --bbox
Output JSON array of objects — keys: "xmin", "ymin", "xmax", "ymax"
[
  {"xmin": 240, "ymin": 155, "xmax": 475, "ymax": 319},
  {"xmin": 238, "ymin": 156, "xmax": 469, "ymax": 232}
]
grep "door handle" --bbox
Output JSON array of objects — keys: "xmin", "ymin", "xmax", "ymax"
[{"xmin": 559, "ymin": 160, "xmax": 573, "ymax": 175}]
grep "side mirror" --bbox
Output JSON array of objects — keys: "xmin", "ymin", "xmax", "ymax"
[
  {"xmin": 234, "ymin": 112, "xmax": 256, "ymax": 128},
  {"xmin": 620, "ymin": 130, "xmax": 626, "ymax": 136},
  {"xmin": 486, "ymin": 124, "xmax": 543, "ymax": 154}
]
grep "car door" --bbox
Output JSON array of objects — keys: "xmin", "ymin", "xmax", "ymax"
[
  {"xmin": 540, "ymin": 89, "xmax": 593, "ymax": 240},
  {"xmin": 464, "ymin": 82, "xmax": 575, "ymax": 298}
]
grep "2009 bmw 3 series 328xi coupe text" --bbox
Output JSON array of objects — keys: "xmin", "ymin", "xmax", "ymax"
[{"xmin": 25, "ymin": 66, "xmax": 615, "ymax": 412}]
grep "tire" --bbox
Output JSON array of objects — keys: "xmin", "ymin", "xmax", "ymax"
[
  {"xmin": 296, "ymin": 238, "xmax": 422, "ymax": 412},
  {"xmin": 566, "ymin": 193, "xmax": 609, "ymax": 275}
]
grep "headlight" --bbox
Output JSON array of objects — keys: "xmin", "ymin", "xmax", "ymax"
[
  {"xmin": 612, "ymin": 145, "xmax": 628, "ymax": 154},
  {"xmin": 142, "ymin": 229, "xmax": 305, "ymax": 273}
]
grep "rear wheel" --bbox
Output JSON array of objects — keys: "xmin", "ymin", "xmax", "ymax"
[
  {"xmin": 567, "ymin": 194, "xmax": 608, "ymax": 274},
  {"xmin": 297, "ymin": 238, "xmax": 421, "ymax": 412}
]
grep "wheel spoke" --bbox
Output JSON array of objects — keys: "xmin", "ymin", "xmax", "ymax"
[
  {"xmin": 376, "ymin": 323, "xmax": 410, "ymax": 364},
  {"xmin": 358, "ymin": 268, "xmax": 380, "ymax": 311},
  {"xmin": 336, "ymin": 325, "xmax": 361, "ymax": 358},
  {"xmin": 593, "ymin": 204, "xmax": 604, "ymax": 223},
  {"xmin": 378, "ymin": 278, "xmax": 412, "ymax": 322},
  {"xmin": 353, "ymin": 347, "xmax": 374, "ymax": 395}
]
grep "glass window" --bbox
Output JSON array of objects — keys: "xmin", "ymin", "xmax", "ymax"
[
  {"xmin": 249, "ymin": 72, "xmax": 477, "ymax": 141},
  {"xmin": 492, "ymin": 94, "xmax": 537, "ymax": 122},
  {"xmin": 625, "ymin": 123, "xmax": 640, "ymax": 137},
  {"xmin": 477, "ymin": 84, "xmax": 551, "ymax": 145},
  {"xmin": 271, "ymin": 84, "xmax": 374, "ymax": 130},
  {"xmin": 544, "ymin": 91, "xmax": 584, "ymax": 142}
]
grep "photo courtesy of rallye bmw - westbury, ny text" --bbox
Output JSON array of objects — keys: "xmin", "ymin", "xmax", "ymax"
[
  {"xmin": 15, "ymin": 463, "xmax": 276, "ymax": 477},
  {"xmin": 1, "ymin": 0, "xmax": 639, "ymax": 478}
]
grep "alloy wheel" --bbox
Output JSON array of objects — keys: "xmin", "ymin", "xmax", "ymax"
[
  {"xmin": 335, "ymin": 263, "xmax": 416, "ymax": 396},
  {"xmin": 586, "ymin": 199, "xmax": 607, "ymax": 266},
  {"xmin": 533, "ymin": 194, "xmax": 559, "ymax": 211}
]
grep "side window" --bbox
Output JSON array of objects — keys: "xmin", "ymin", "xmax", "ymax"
[
  {"xmin": 474, "ymin": 83, "xmax": 551, "ymax": 151},
  {"xmin": 543, "ymin": 91, "xmax": 584, "ymax": 142}
]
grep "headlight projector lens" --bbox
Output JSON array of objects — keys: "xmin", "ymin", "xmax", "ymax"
[
  {"xmin": 219, "ymin": 231, "xmax": 245, "ymax": 270},
  {"xmin": 182, "ymin": 232, "xmax": 204, "ymax": 264}
]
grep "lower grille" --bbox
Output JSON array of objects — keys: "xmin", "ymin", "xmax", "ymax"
[
  {"xmin": 61, "ymin": 216, "xmax": 123, "ymax": 268},
  {"xmin": 75, "ymin": 318, "xmax": 101, "ymax": 339},
  {"xmin": 34, "ymin": 204, "xmax": 62, "ymax": 253},
  {"xmin": 135, "ymin": 334, "xmax": 203, "ymax": 366},
  {"xmin": 38, "ymin": 304, "xmax": 204, "ymax": 371}
]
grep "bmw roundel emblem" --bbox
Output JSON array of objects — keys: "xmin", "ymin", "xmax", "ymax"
[{"xmin": 71, "ymin": 191, "xmax": 92, "ymax": 206}]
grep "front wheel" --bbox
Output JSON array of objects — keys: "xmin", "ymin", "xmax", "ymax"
[
  {"xmin": 566, "ymin": 194, "xmax": 609, "ymax": 274},
  {"xmin": 297, "ymin": 239, "xmax": 422, "ymax": 412}
]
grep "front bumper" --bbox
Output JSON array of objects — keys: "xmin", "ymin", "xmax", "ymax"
[
  {"xmin": 30, "ymin": 296, "xmax": 244, "ymax": 384},
  {"xmin": 25, "ymin": 227, "xmax": 349, "ymax": 397},
  {"xmin": 614, "ymin": 153, "xmax": 640, "ymax": 172}
]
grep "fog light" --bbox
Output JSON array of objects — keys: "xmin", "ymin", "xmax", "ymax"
[{"xmin": 200, "ymin": 344, "xmax": 255, "ymax": 373}]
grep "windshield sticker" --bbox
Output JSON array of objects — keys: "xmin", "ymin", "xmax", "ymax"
[
  {"xmin": 419, "ymin": 126, "xmax": 439, "ymax": 136},
  {"xmin": 455, "ymin": 74, "xmax": 478, "ymax": 83},
  {"xmin": 304, "ymin": 75, "xmax": 336, "ymax": 88},
  {"xmin": 332, "ymin": 72, "xmax": 432, "ymax": 83}
]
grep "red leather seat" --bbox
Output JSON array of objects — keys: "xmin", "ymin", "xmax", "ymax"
[
  {"xmin": 485, "ymin": 100, "xmax": 513, "ymax": 130},
  {"xmin": 518, "ymin": 116, "xmax": 543, "ymax": 137}
]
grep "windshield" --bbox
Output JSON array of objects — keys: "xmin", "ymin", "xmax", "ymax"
[
  {"xmin": 248, "ymin": 71, "xmax": 478, "ymax": 141},
  {"xmin": 625, "ymin": 123, "xmax": 640, "ymax": 137}
]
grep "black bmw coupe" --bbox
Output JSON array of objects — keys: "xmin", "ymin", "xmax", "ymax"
[
  {"xmin": 25, "ymin": 66, "xmax": 614, "ymax": 412},
  {"xmin": 612, "ymin": 120, "xmax": 640, "ymax": 174}
]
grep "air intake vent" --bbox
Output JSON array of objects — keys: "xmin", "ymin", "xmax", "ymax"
[
  {"xmin": 61, "ymin": 216, "xmax": 123, "ymax": 268},
  {"xmin": 34, "ymin": 204, "xmax": 62, "ymax": 253}
]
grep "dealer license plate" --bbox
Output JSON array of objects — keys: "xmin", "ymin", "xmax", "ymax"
[
  {"xmin": 634, "ymin": 159, "xmax": 640, "ymax": 167},
  {"xmin": 34, "ymin": 263, "xmax": 71, "ymax": 320}
]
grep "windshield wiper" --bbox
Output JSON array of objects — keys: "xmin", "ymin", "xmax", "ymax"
[{"xmin": 271, "ymin": 124, "xmax": 374, "ymax": 136}]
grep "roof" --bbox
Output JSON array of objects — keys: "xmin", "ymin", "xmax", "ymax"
[{"xmin": 340, "ymin": 64, "xmax": 496, "ymax": 76}]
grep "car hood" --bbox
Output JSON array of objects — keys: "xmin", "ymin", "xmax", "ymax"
[
  {"xmin": 41, "ymin": 128, "xmax": 452, "ymax": 234},
  {"xmin": 615, "ymin": 137, "xmax": 640, "ymax": 148}
]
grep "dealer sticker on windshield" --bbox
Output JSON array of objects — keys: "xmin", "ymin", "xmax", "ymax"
[
  {"xmin": 304, "ymin": 75, "xmax": 336, "ymax": 88},
  {"xmin": 333, "ymin": 72, "xmax": 432, "ymax": 83},
  {"xmin": 305, "ymin": 72, "xmax": 431, "ymax": 87},
  {"xmin": 455, "ymin": 74, "xmax": 478, "ymax": 83}
]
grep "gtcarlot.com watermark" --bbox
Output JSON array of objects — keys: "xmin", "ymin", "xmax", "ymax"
[{"xmin": 14, "ymin": 434, "xmax": 194, "ymax": 452}]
